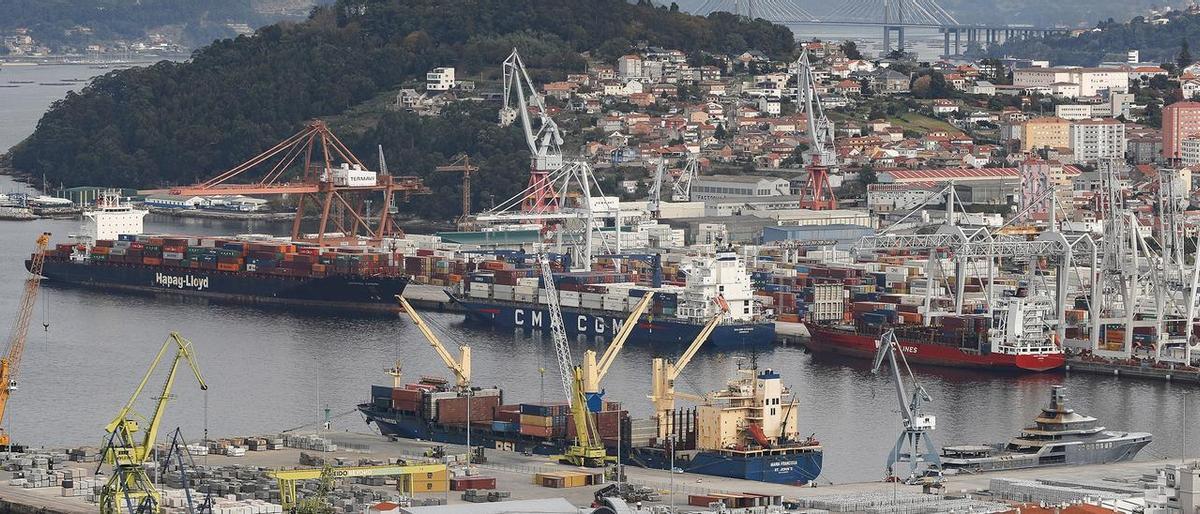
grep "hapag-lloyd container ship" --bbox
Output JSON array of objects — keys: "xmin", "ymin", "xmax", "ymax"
[
  {"xmin": 449, "ymin": 250, "xmax": 774, "ymax": 347},
  {"xmin": 29, "ymin": 194, "xmax": 407, "ymax": 313}
]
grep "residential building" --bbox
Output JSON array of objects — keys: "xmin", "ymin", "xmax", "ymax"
[
  {"xmin": 1055, "ymin": 104, "xmax": 1094, "ymax": 120},
  {"xmin": 689, "ymin": 175, "xmax": 791, "ymax": 201},
  {"xmin": 1163, "ymin": 101, "xmax": 1200, "ymax": 161},
  {"xmin": 1021, "ymin": 117, "xmax": 1071, "ymax": 153},
  {"xmin": 1181, "ymin": 136, "xmax": 1200, "ymax": 166},
  {"xmin": 970, "ymin": 81, "xmax": 996, "ymax": 95},
  {"xmin": 426, "ymin": 67, "xmax": 455, "ymax": 91},
  {"xmin": 871, "ymin": 69, "xmax": 910, "ymax": 94},
  {"xmin": 1068, "ymin": 118, "xmax": 1125, "ymax": 163},
  {"xmin": 1013, "ymin": 67, "xmax": 1128, "ymax": 97},
  {"xmin": 617, "ymin": 55, "xmax": 643, "ymax": 80}
]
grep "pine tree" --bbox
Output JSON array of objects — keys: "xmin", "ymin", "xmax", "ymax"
[{"xmin": 1179, "ymin": 39, "xmax": 1193, "ymax": 70}]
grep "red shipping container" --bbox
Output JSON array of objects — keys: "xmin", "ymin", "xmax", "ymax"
[
  {"xmin": 392, "ymin": 388, "xmax": 423, "ymax": 403},
  {"xmin": 436, "ymin": 396, "xmax": 500, "ymax": 424},
  {"xmin": 494, "ymin": 409, "xmax": 520, "ymax": 424},
  {"xmin": 450, "ymin": 477, "xmax": 496, "ymax": 491},
  {"xmin": 519, "ymin": 424, "xmax": 553, "ymax": 438}
]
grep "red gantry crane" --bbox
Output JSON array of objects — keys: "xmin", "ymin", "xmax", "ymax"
[{"xmin": 167, "ymin": 121, "xmax": 430, "ymax": 245}]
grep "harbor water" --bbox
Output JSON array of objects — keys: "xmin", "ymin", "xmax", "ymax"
[{"xmin": 0, "ymin": 184, "xmax": 1193, "ymax": 484}]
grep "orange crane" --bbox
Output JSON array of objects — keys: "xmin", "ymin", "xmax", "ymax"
[
  {"xmin": 435, "ymin": 154, "xmax": 479, "ymax": 220},
  {"xmin": 0, "ymin": 232, "xmax": 51, "ymax": 448},
  {"xmin": 166, "ymin": 121, "xmax": 430, "ymax": 245}
]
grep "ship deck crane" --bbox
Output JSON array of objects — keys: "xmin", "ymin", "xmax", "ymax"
[
  {"xmin": 871, "ymin": 329, "xmax": 941, "ymax": 484},
  {"xmin": 100, "ymin": 332, "xmax": 207, "ymax": 514},
  {"xmin": 582, "ymin": 292, "xmax": 655, "ymax": 411},
  {"xmin": 396, "ymin": 294, "xmax": 470, "ymax": 391},
  {"xmin": 0, "ymin": 232, "xmax": 50, "ymax": 448},
  {"xmin": 649, "ymin": 296, "xmax": 729, "ymax": 440}
]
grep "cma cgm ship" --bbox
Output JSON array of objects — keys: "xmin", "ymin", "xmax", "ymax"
[
  {"xmin": 359, "ymin": 364, "xmax": 821, "ymax": 485},
  {"xmin": 449, "ymin": 250, "xmax": 774, "ymax": 347},
  {"xmin": 30, "ymin": 194, "xmax": 407, "ymax": 313},
  {"xmin": 804, "ymin": 295, "xmax": 1065, "ymax": 372}
]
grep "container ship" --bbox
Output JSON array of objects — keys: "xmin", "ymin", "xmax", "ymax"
[
  {"xmin": 940, "ymin": 386, "xmax": 1151, "ymax": 472},
  {"xmin": 449, "ymin": 250, "xmax": 774, "ymax": 347},
  {"xmin": 29, "ymin": 194, "xmax": 407, "ymax": 313},
  {"xmin": 802, "ymin": 295, "xmax": 1065, "ymax": 372},
  {"xmin": 359, "ymin": 364, "xmax": 821, "ymax": 485}
]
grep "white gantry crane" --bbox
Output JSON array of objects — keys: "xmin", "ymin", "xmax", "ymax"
[
  {"xmin": 648, "ymin": 160, "xmax": 665, "ymax": 218},
  {"xmin": 794, "ymin": 49, "xmax": 838, "ymax": 210},
  {"xmin": 500, "ymin": 48, "xmax": 564, "ymax": 213},
  {"xmin": 871, "ymin": 329, "xmax": 941, "ymax": 483},
  {"xmin": 671, "ymin": 153, "xmax": 699, "ymax": 202}
]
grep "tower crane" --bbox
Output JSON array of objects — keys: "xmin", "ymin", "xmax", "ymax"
[
  {"xmin": 435, "ymin": 154, "xmax": 479, "ymax": 222},
  {"xmin": 100, "ymin": 332, "xmax": 207, "ymax": 514},
  {"xmin": 649, "ymin": 296, "xmax": 729, "ymax": 440},
  {"xmin": 396, "ymin": 294, "xmax": 470, "ymax": 391},
  {"xmin": 538, "ymin": 254, "xmax": 608, "ymax": 467},
  {"xmin": 581, "ymin": 292, "xmax": 655, "ymax": 412},
  {"xmin": 500, "ymin": 48, "xmax": 564, "ymax": 213},
  {"xmin": 871, "ymin": 329, "xmax": 941, "ymax": 484},
  {"xmin": 0, "ymin": 232, "xmax": 50, "ymax": 449}
]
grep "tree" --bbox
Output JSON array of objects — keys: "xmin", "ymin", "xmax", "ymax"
[
  {"xmin": 910, "ymin": 70, "xmax": 951, "ymax": 99},
  {"xmin": 1181, "ymin": 39, "xmax": 1194, "ymax": 70},
  {"xmin": 840, "ymin": 41, "xmax": 863, "ymax": 60},
  {"xmin": 714, "ymin": 123, "xmax": 728, "ymax": 140},
  {"xmin": 859, "ymin": 164, "xmax": 878, "ymax": 186}
]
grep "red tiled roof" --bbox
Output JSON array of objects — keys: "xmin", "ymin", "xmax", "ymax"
[{"xmin": 880, "ymin": 165, "xmax": 1082, "ymax": 181}]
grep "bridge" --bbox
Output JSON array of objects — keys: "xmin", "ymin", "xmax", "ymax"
[{"xmin": 688, "ymin": 0, "xmax": 1070, "ymax": 56}]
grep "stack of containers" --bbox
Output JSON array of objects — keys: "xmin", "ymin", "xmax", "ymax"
[{"xmin": 518, "ymin": 403, "xmax": 569, "ymax": 438}]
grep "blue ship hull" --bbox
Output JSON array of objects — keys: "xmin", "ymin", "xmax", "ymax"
[
  {"xmin": 360, "ymin": 403, "xmax": 822, "ymax": 485},
  {"xmin": 452, "ymin": 297, "xmax": 774, "ymax": 347},
  {"xmin": 627, "ymin": 446, "xmax": 823, "ymax": 485}
]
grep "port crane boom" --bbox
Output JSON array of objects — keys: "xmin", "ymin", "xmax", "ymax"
[
  {"xmin": 396, "ymin": 294, "xmax": 471, "ymax": 390},
  {"xmin": 0, "ymin": 232, "xmax": 50, "ymax": 448},
  {"xmin": 100, "ymin": 332, "xmax": 207, "ymax": 514},
  {"xmin": 650, "ymin": 296, "xmax": 728, "ymax": 439},
  {"xmin": 501, "ymin": 48, "xmax": 564, "ymax": 213},
  {"xmin": 871, "ymin": 329, "xmax": 941, "ymax": 483},
  {"xmin": 582, "ymin": 292, "xmax": 655, "ymax": 409}
]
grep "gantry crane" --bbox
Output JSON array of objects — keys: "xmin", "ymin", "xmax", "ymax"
[
  {"xmin": 648, "ymin": 296, "xmax": 728, "ymax": 440},
  {"xmin": 395, "ymin": 294, "xmax": 471, "ymax": 391},
  {"xmin": 0, "ymin": 232, "xmax": 50, "ymax": 448},
  {"xmin": 672, "ymin": 153, "xmax": 699, "ymax": 202},
  {"xmin": 581, "ymin": 292, "xmax": 655, "ymax": 412},
  {"xmin": 167, "ymin": 121, "xmax": 430, "ymax": 245},
  {"xmin": 100, "ymin": 332, "xmax": 207, "ymax": 514},
  {"xmin": 435, "ymin": 154, "xmax": 479, "ymax": 221},
  {"xmin": 500, "ymin": 48, "xmax": 564, "ymax": 213},
  {"xmin": 795, "ymin": 50, "xmax": 838, "ymax": 210},
  {"xmin": 269, "ymin": 463, "xmax": 447, "ymax": 511},
  {"xmin": 871, "ymin": 329, "xmax": 941, "ymax": 483},
  {"xmin": 647, "ymin": 161, "xmax": 665, "ymax": 219}
]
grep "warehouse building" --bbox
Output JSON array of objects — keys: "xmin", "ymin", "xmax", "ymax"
[
  {"xmin": 689, "ymin": 175, "xmax": 790, "ymax": 201},
  {"xmin": 761, "ymin": 224, "xmax": 876, "ymax": 250}
]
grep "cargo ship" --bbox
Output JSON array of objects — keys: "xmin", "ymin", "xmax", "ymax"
[
  {"xmin": 449, "ymin": 250, "xmax": 774, "ymax": 347},
  {"xmin": 30, "ymin": 193, "xmax": 408, "ymax": 313},
  {"xmin": 940, "ymin": 386, "xmax": 1151, "ymax": 472},
  {"xmin": 803, "ymin": 295, "xmax": 1065, "ymax": 372},
  {"xmin": 626, "ymin": 365, "xmax": 823, "ymax": 485},
  {"xmin": 358, "ymin": 363, "xmax": 821, "ymax": 485}
]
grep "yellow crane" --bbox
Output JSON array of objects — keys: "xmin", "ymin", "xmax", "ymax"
[
  {"xmin": 649, "ymin": 297, "xmax": 728, "ymax": 440},
  {"xmin": 395, "ymin": 294, "xmax": 470, "ymax": 390},
  {"xmin": 0, "ymin": 232, "xmax": 50, "ymax": 448},
  {"xmin": 581, "ymin": 292, "xmax": 654, "ymax": 408},
  {"xmin": 269, "ymin": 463, "xmax": 448, "ymax": 511},
  {"xmin": 100, "ymin": 332, "xmax": 207, "ymax": 514}
]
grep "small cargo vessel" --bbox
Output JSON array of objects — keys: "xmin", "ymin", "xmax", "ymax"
[
  {"xmin": 626, "ymin": 365, "xmax": 822, "ymax": 485},
  {"xmin": 940, "ymin": 386, "xmax": 1151, "ymax": 472},
  {"xmin": 804, "ymin": 296, "xmax": 1065, "ymax": 372},
  {"xmin": 451, "ymin": 250, "xmax": 774, "ymax": 347},
  {"xmin": 30, "ymin": 193, "xmax": 407, "ymax": 313}
]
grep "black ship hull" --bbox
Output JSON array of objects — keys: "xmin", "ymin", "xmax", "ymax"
[{"xmin": 31, "ymin": 258, "xmax": 408, "ymax": 313}]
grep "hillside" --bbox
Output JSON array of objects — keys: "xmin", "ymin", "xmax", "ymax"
[
  {"xmin": 0, "ymin": 0, "xmax": 319, "ymax": 51},
  {"xmin": 985, "ymin": 9, "xmax": 1200, "ymax": 66},
  {"xmin": 6, "ymin": 0, "xmax": 794, "ymax": 220}
]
